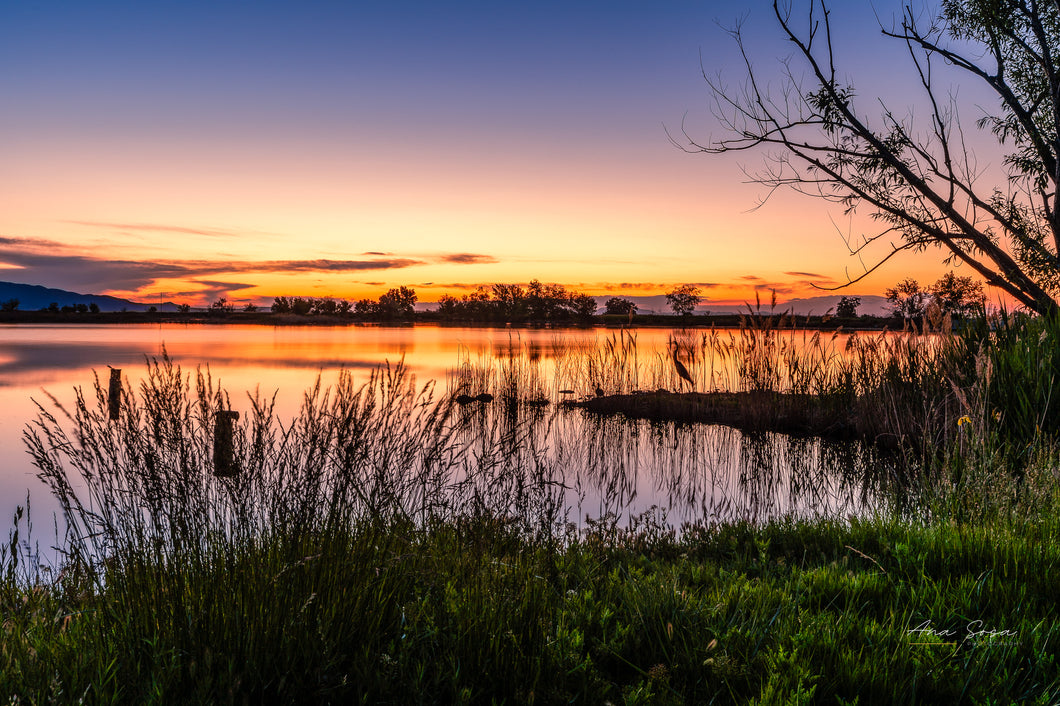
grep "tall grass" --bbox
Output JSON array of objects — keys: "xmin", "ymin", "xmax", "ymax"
[
  {"xmin": 25, "ymin": 356, "xmax": 576, "ymax": 572},
  {"xmin": 4, "ymin": 316, "xmax": 1060, "ymax": 701}
]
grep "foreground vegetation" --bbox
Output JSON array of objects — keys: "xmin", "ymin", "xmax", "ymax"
[
  {"xmin": 4, "ymin": 501, "xmax": 1058, "ymax": 704},
  {"xmin": 3, "ymin": 310, "xmax": 1060, "ymax": 703}
]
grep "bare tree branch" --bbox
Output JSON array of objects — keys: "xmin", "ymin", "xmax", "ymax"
[{"xmin": 687, "ymin": 0, "xmax": 1060, "ymax": 314}]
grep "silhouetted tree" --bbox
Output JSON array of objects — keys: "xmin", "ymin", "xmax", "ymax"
[
  {"xmin": 492, "ymin": 283, "xmax": 527, "ymax": 321},
  {"xmin": 377, "ymin": 287, "xmax": 417, "ymax": 320},
  {"xmin": 435, "ymin": 294, "xmax": 461, "ymax": 320},
  {"xmin": 1, "ymin": 298, "xmax": 19, "ymax": 312},
  {"xmin": 665, "ymin": 285, "xmax": 701, "ymax": 316},
  {"xmin": 312, "ymin": 298, "xmax": 338, "ymax": 316},
  {"xmin": 604, "ymin": 297, "xmax": 637, "ymax": 316},
  {"xmin": 526, "ymin": 280, "xmax": 571, "ymax": 321},
  {"xmin": 209, "ymin": 298, "xmax": 234, "ymax": 314},
  {"xmin": 835, "ymin": 296, "xmax": 860, "ymax": 318},
  {"xmin": 568, "ymin": 293, "xmax": 598, "ymax": 321},
  {"xmin": 462, "ymin": 286, "xmax": 493, "ymax": 320},
  {"xmin": 885, "ymin": 278, "xmax": 927, "ymax": 320},
  {"xmin": 354, "ymin": 298, "xmax": 376, "ymax": 317},
  {"xmin": 930, "ymin": 271, "xmax": 985, "ymax": 317}
]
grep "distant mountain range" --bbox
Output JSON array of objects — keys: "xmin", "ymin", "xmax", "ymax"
[{"xmin": 0, "ymin": 281, "xmax": 180, "ymax": 312}]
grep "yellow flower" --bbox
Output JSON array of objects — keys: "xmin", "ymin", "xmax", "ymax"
[{"xmin": 958, "ymin": 415, "xmax": 972, "ymax": 427}]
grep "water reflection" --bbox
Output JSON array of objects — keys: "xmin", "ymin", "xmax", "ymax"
[
  {"xmin": 1, "ymin": 324, "xmax": 894, "ymax": 541},
  {"xmin": 449, "ymin": 397, "xmax": 888, "ymax": 527}
]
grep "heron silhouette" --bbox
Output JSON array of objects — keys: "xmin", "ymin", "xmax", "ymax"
[{"xmin": 670, "ymin": 344, "xmax": 693, "ymax": 391}]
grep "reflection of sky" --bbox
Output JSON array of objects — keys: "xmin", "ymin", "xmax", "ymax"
[{"xmin": 2, "ymin": 324, "xmax": 888, "ymax": 565}]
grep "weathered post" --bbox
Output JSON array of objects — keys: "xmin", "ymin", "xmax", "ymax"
[
  {"xmin": 108, "ymin": 368, "xmax": 122, "ymax": 421},
  {"xmin": 213, "ymin": 410, "xmax": 241, "ymax": 477}
]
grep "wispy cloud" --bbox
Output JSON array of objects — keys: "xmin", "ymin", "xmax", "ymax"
[
  {"xmin": 63, "ymin": 220, "xmax": 275, "ymax": 239},
  {"xmin": 438, "ymin": 253, "xmax": 498, "ymax": 264},
  {"xmin": 0, "ymin": 235, "xmax": 426, "ymax": 293},
  {"xmin": 237, "ymin": 259, "xmax": 424, "ymax": 273},
  {"xmin": 414, "ymin": 282, "xmax": 485, "ymax": 291},
  {"xmin": 190, "ymin": 280, "xmax": 260, "ymax": 302}
]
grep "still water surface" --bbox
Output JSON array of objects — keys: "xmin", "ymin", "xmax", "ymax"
[{"xmin": 0, "ymin": 324, "xmax": 890, "ymax": 547}]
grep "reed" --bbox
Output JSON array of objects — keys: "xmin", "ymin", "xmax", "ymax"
[{"xmin": 5, "ymin": 313, "xmax": 1060, "ymax": 703}]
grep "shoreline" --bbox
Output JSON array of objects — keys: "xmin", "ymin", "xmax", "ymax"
[
  {"xmin": 571, "ymin": 389, "xmax": 883, "ymax": 444},
  {"xmin": 0, "ymin": 310, "xmax": 902, "ymax": 331}
]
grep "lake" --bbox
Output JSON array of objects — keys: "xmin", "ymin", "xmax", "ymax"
[{"xmin": 1, "ymin": 323, "xmax": 892, "ymax": 556}]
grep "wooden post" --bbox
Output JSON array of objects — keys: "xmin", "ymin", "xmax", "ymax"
[
  {"xmin": 213, "ymin": 410, "xmax": 241, "ymax": 477},
  {"xmin": 108, "ymin": 369, "xmax": 121, "ymax": 421}
]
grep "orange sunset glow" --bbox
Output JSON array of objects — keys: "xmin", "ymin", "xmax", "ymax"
[{"xmin": 0, "ymin": 1, "xmax": 975, "ymax": 311}]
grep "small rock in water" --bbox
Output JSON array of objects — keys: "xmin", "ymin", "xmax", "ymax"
[
  {"xmin": 455, "ymin": 394, "xmax": 475, "ymax": 405},
  {"xmin": 475, "ymin": 393, "xmax": 494, "ymax": 403}
]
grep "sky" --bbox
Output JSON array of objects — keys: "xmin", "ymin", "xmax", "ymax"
[{"xmin": 0, "ymin": 0, "xmax": 996, "ymax": 307}]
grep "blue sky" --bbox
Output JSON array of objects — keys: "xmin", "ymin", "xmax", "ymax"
[{"xmin": 0, "ymin": 1, "xmax": 965, "ymax": 305}]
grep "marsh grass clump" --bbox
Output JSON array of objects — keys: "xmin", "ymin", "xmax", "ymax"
[
  {"xmin": 448, "ymin": 346, "xmax": 497, "ymax": 400},
  {"xmin": 11, "ymin": 354, "xmax": 582, "ymax": 702},
  {"xmin": 25, "ymin": 357, "xmax": 469, "ymax": 567}
]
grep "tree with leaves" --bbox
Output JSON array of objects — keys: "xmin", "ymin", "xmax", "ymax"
[
  {"xmin": 568, "ymin": 293, "xmax": 599, "ymax": 321},
  {"xmin": 930, "ymin": 270, "xmax": 986, "ymax": 316},
  {"xmin": 835, "ymin": 295, "xmax": 860, "ymax": 317},
  {"xmin": 684, "ymin": 0, "xmax": 1060, "ymax": 315},
  {"xmin": 885, "ymin": 278, "xmax": 928, "ymax": 320},
  {"xmin": 665, "ymin": 284, "xmax": 701, "ymax": 316},
  {"xmin": 377, "ymin": 287, "xmax": 417, "ymax": 320},
  {"xmin": 604, "ymin": 297, "xmax": 638, "ymax": 316},
  {"xmin": 209, "ymin": 298, "xmax": 234, "ymax": 314}
]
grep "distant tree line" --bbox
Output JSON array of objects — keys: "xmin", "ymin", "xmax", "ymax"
[
  {"xmin": 269, "ymin": 287, "xmax": 417, "ymax": 321},
  {"xmin": 255, "ymin": 282, "xmax": 713, "ymax": 323},
  {"xmin": 0, "ymin": 299, "xmax": 103, "ymax": 314},
  {"xmin": 435, "ymin": 280, "xmax": 597, "ymax": 323}
]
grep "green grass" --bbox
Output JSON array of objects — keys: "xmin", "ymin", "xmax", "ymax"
[
  {"xmin": 4, "ymin": 312, "xmax": 1060, "ymax": 703},
  {"xmin": 3, "ymin": 506, "xmax": 1058, "ymax": 703}
]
